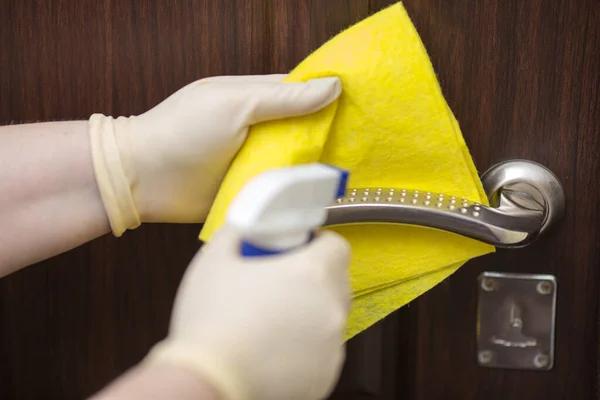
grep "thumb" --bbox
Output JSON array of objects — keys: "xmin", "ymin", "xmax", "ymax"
[{"xmin": 247, "ymin": 77, "xmax": 342, "ymax": 124}]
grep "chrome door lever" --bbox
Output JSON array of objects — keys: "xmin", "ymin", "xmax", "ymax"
[{"xmin": 324, "ymin": 160, "xmax": 565, "ymax": 248}]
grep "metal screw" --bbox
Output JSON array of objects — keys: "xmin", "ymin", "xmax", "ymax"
[
  {"xmin": 481, "ymin": 278, "xmax": 496, "ymax": 292},
  {"xmin": 533, "ymin": 353, "xmax": 550, "ymax": 368},
  {"xmin": 478, "ymin": 350, "xmax": 493, "ymax": 364},
  {"xmin": 537, "ymin": 281, "xmax": 553, "ymax": 295}
]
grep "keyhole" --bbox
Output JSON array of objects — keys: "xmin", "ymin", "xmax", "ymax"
[{"xmin": 510, "ymin": 305, "xmax": 523, "ymax": 330}]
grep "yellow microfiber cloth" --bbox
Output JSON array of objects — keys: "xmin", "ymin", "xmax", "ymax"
[{"xmin": 200, "ymin": 2, "xmax": 495, "ymax": 340}]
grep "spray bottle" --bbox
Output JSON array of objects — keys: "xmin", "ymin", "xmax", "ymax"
[{"xmin": 226, "ymin": 163, "xmax": 349, "ymax": 256}]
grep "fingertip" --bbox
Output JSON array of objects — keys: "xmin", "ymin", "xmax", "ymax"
[
  {"xmin": 248, "ymin": 76, "xmax": 342, "ymax": 123},
  {"xmin": 306, "ymin": 76, "xmax": 342, "ymax": 106}
]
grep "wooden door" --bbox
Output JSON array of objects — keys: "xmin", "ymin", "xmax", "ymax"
[{"xmin": 1, "ymin": 1, "xmax": 598, "ymax": 399}]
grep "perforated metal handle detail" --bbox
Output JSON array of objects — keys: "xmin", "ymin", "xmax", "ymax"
[{"xmin": 324, "ymin": 160, "xmax": 565, "ymax": 248}]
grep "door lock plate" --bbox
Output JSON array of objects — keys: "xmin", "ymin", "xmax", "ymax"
[{"xmin": 477, "ymin": 272, "xmax": 556, "ymax": 370}]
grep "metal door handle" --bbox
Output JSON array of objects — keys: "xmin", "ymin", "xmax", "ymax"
[{"xmin": 324, "ymin": 160, "xmax": 565, "ymax": 248}]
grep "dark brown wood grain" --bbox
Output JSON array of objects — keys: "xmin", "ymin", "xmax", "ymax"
[
  {"xmin": 397, "ymin": 1, "xmax": 600, "ymax": 399},
  {"xmin": 1, "ymin": 0, "xmax": 599, "ymax": 399}
]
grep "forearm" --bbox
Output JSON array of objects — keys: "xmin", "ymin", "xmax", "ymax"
[
  {"xmin": 90, "ymin": 362, "xmax": 221, "ymax": 400},
  {"xmin": 0, "ymin": 121, "xmax": 110, "ymax": 277}
]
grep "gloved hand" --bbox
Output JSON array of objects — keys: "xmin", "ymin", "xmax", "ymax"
[
  {"xmin": 145, "ymin": 227, "xmax": 351, "ymax": 400},
  {"xmin": 89, "ymin": 74, "xmax": 341, "ymax": 236}
]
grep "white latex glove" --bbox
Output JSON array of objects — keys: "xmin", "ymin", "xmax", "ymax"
[
  {"xmin": 145, "ymin": 226, "xmax": 351, "ymax": 400},
  {"xmin": 88, "ymin": 75, "xmax": 341, "ymax": 236}
]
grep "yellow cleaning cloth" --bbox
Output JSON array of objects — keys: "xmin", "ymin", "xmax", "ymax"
[{"xmin": 200, "ymin": 2, "xmax": 495, "ymax": 340}]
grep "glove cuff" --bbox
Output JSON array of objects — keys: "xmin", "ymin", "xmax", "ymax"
[
  {"xmin": 144, "ymin": 339, "xmax": 246, "ymax": 400},
  {"xmin": 88, "ymin": 113, "xmax": 141, "ymax": 236}
]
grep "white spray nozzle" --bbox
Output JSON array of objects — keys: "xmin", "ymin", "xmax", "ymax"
[{"xmin": 226, "ymin": 163, "xmax": 348, "ymax": 256}]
